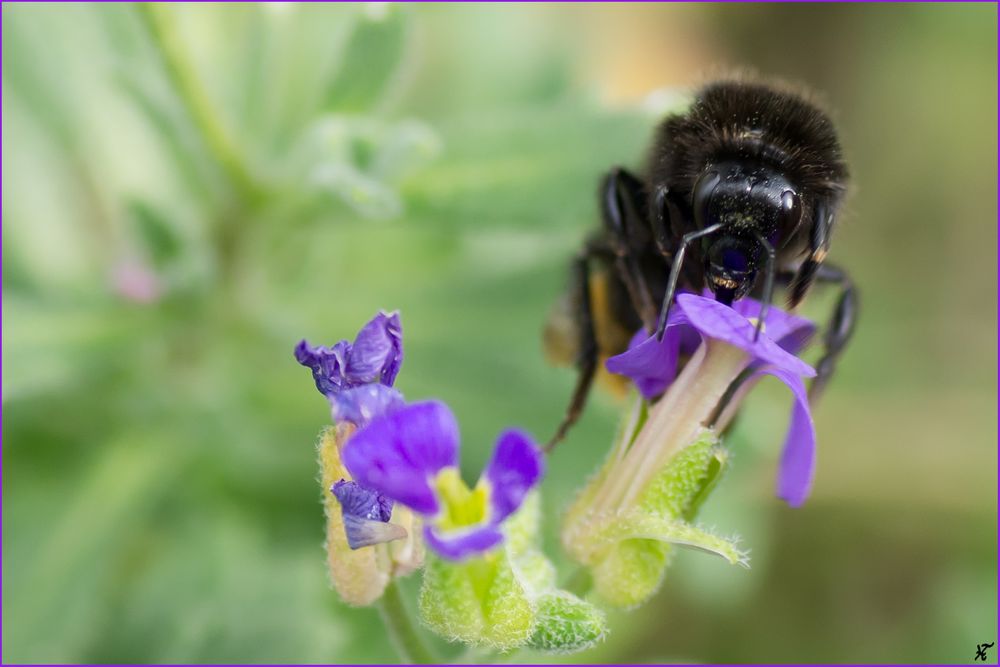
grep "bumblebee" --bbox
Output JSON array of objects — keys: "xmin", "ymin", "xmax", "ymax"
[{"xmin": 545, "ymin": 78, "xmax": 858, "ymax": 448}]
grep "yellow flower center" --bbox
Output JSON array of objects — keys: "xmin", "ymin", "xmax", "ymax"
[{"xmin": 433, "ymin": 468, "xmax": 490, "ymax": 531}]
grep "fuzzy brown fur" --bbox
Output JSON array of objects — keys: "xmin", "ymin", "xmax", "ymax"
[{"xmin": 645, "ymin": 79, "xmax": 849, "ymax": 205}]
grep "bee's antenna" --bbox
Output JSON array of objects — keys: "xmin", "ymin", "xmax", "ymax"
[{"xmin": 752, "ymin": 230, "xmax": 776, "ymax": 342}]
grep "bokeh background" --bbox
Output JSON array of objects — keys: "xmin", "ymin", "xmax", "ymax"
[{"xmin": 3, "ymin": 3, "xmax": 996, "ymax": 663}]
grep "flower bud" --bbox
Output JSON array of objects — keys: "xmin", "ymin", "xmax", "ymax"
[{"xmin": 318, "ymin": 425, "xmax": 423, "ymax": 606}]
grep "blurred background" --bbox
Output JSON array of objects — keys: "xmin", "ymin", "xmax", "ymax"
[{"xmin": 3, "ymin": 3, "xmax": 996, "ymax": 663}]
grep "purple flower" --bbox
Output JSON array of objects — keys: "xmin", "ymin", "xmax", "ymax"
[
  {"xmin": 608, "ymin": 292, "xmax": 814, "ymax": 400},
  {"xmin": 333, "ymin": 384, "xmax": 406, "ymax": 427},
  {"xmin": 295, "ymin": 311, "xmax": 404, "ymax": 426},
  {"xmin": 342, "ymin": 401, "xmax": 544, "ymax": 561},
  {"xmin": 606, "ymin": 293, "xmax": 819, "ymax": 507},
  {"xmin": 332, "ymin": 480, "xmax": 407, "ymax": 549}
]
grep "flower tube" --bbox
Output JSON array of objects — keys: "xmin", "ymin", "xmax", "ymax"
[
  {"xmin": 562, "ymin": 293, "xmax": 817, "ymax": 607},
  {"xmin": 606, "ymin": 293, "xmax": 817, "ymax": 507}
]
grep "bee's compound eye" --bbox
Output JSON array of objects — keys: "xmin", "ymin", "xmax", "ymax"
[{"xmin": 781, "ymin": 189, "xmax": 802, "ymax": 228}]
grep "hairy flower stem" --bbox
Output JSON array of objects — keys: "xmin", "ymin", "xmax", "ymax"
[
  {"xmin": 376, "ymin": 580, "xmax": 437, "ymax": 664},
  {"xmin": 596, "ymin": 340, "xmax": 749, "ymax": 512}
]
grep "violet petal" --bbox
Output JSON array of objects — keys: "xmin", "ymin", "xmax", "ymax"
[
  {"xmin": 423, "ymin": 523, "xmax": 505, "ymax": 561},
  {"xmin": 346, "ymin": 311, "xmax": 404, "ymax": 386},
  {"xmin": 606, "ymin": 327, "xmax": 681, "ymax": 400},
  {"xmin": 332, "ymin": 480, "xmax": 394, "ymax": 522},
  {"xmin": 295, "ymin": 339, "xmax": 350, "ymax": 396},
  {"xmin": 750, "ymin": 366, "xmax": 816, "ymax": 507},
  {"xmin": 605, "ymin": 308, "xmax": 691, "ymax": 399},
  {"xmin": 771, "ymin": 323, "xmax": 816, "ymax": 358},
  {"xmin": 333, "ymin": 384, "xmax": 404, "ymax": 427},
  {"xmin": 482, "ymin": 429, "xmax": 544, "ymax": 523},
  {"xmin": 730, "ymin": 296, "xmax": 816, "ymax": 355},
  {"xmin": 339, "ymin": 514, "xmax": 407, "ymax": 549},
  {"xmin": 676, "ymin": 294, "xmax": 816, "ymax": 378},
  {"xmin": 678, "ymin": 320, "xmax": 703, "ymax": 356},
  {"xmin": 332, "ymin": 480, "xmax": 405, "ymax": 549},
  {"xmin": 342, "ymin": 401, "xmax": 460, "ymax": 516}
]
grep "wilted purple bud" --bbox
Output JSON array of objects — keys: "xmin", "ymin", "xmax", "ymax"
[
  {"xmin": 332, "ymin": 480, "xmax": 407, "ymax": 549},
  {"xmin": 295, "ymin": 311, "xmax": 404, "ymax": 426}
]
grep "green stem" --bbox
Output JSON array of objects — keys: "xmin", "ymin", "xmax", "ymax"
[
  {"xmin": 376, "ymin": 580, "xmax": 437, "ymax": 664},
  {"xmin": 138, "ymin": 4, "xmax": 258, "ymax": 199}
]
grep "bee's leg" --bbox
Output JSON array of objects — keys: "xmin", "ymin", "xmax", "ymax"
[
  {"xmin": 788, "ymin": 199, "xmax": 833, "ymax": 308},
  {"xmin": 546, "ymin": 250, "xmax": 600, "ymax": 452},
  {"xmin": 778, "ymin": 262, "xmax": 858, "ymax": 401},
  {"xmin": 650, "ymin": 185, "xmax": 687, "ymax": 257},
  {"xmin": 751, "ymin": 230, "xmax": 777, "ymax": 342},
  {"xmin": 806, "ymin": 262, "xmax": 858, "ymax": 401},
  {"xmin": 781, "ymin": 199, "xmax": 857, "ymax": 399},
  {"xmin": 654, "ymin": 222, "xmax": 725, "ymax": 340},
  {"xmin": 601, "ymin": 168, "xmax": 658, "ymax": 331},
  {"xmin": 651, "ymin": 173, "xmax": 726, "ymax": 340}
]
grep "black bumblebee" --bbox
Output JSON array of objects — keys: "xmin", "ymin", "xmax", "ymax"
[{"xmin": 545, "ymin": 78, "xmax": 858, "ymax": 448}]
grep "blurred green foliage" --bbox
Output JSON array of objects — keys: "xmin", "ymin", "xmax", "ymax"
[{"xmin": 3, "ymin": 3, "xmax": 996, "ymax": 663}]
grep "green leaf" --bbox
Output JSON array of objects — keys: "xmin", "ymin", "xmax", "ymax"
[
  {"xmin": 593, "ymin": 513, "xmax": 748, "ymax": 567},
  {"xmin": 636, "ymin": 428, "xmax": 728, "ymax": 518},
  {"xmin": 418, "ymin": 551, "xmax": 534, "ymax": 650},
  {"xmin": 322, "ymin": 7, "xmax": 408, "ymax": 112},
  {"xmin": 419, "ymin": 492, "xmax": 609, "ymax": 654},
  {"xmin": 527, "ymin": 591, "xmax": 607, "ymax": 654},
  {"xmin": 563, "ymin": 428, "xmax": 747, "ymax": 608},
  {"xmin": 587, "ymin": 514, "xmax": 747, "ymax": 608},
  {"xmin": 507, "ymin": 492, "xmax": 608, "ymax": 654},
  {"xmin": 590, "ymin": 537, "xmax": 672, "ymax": 609}
]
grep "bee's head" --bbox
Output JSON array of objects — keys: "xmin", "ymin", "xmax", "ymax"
[{"xmin": 692, "ymin": 160, "xmax": 802, "ymax": 302}]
